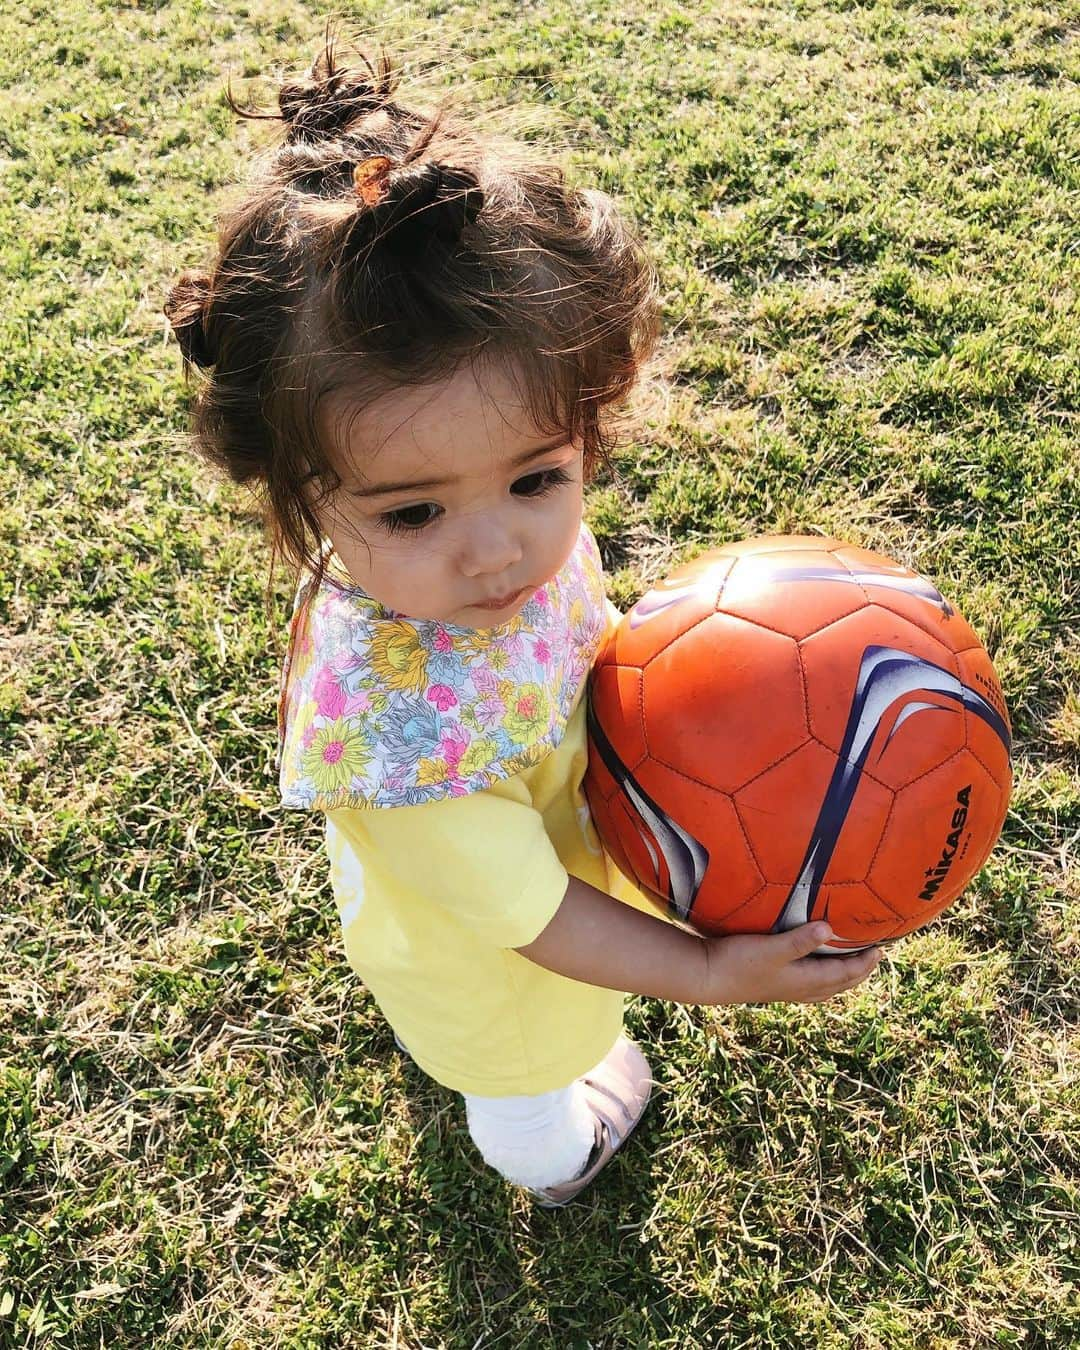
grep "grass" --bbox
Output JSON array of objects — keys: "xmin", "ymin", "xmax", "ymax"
[{"xmin": 1, "ymin": 0, "xmax": 1078, "ymax": 1344}]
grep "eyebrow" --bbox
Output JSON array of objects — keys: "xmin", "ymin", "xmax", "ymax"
[{"xmin": 349, "ymin": 437, "xmax": 571, "ymax": 498}]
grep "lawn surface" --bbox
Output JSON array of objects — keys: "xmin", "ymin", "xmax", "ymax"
[{"xmin": 1, "ymin": 0, "xmax": 1078, "ymax": 1345}]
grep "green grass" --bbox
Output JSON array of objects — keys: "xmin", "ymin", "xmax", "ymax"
[{"xmin": 2, "ymin": 0, "xmax": 1078, "ymax": 1344}]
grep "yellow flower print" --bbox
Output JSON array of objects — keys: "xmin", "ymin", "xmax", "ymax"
[
  {"xmin": 502, "ymin": 682, "xmax": 550, "ymax": 742},
  {"xmin": 458, "ymin": 738, "xmax": 498, "ymax": 777},
  {"xmin": 290, "ymin": 625, "xmax": 317, "ymax": 687},
  {"xmin": 302, "ymin": 717, "xmax": 371, "ymax": 794},
  {"xmin": 368, "ymin": 622, "xmax": 429, "ymax": 693},
  {"xmin": 292, "ymin": 695, "xmax": 318, "ymax": 745},
  {"xmin": 488, "ymin": 646, "xmax": 510, "ymax": 672},
  {"xmin": 416, "ymin": 757, "xmax": 450, "ymax": 786},
  {"xmin": 450, "ymin": 631, "xmax": 493, "ymax": 662},
  {"xmin": 450, "ymin": 631, "xmax": 480, "ymax": 655}
]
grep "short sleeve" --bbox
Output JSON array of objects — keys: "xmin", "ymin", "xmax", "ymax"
[{"xmin": 325, "ymin": 778, "xmax": 570, "ymax": 949}]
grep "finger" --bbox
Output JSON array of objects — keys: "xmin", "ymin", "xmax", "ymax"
[
  {"xmin": 826, "ymin": 957, "xmax": 879, "ymax": 998},
  {"xmin": 843, "ymin": 946, "xmax": 883, "ymax": 980},
  {"xmin": 777, "ymin": 921, "xmax": 833, "ymax": 962},
  {"xmin": 795, "ymin": 945, "xmax": 882, "ymax": 999},
  {"xmin": 832, "ymin": 946, "xmax": 883, "ymax": 994}
]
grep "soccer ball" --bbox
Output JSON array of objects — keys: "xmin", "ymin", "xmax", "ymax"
[{"xmin": 584, "ymin": 535, "xmax": 1012, "ymax": 952}]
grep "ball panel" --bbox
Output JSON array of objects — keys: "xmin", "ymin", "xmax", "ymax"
[
  {"xmin": 592, "ymin": 758, "xmax": 765, "ymax": 930},
  {"xmin": 961, "ymin": 760, "xmax": 1010, "ymax": 882},
  {"xmin": 954, "ymin": 646, "xmax": 1013, "ymax": 788},
  {"xmin": 587, "ymin": 665, "xmax": 648, "ymax": 790},
  {"xmin": 605, "ymin": 555, "xmax": 731, "ymax": 669},
  {"xmin": 582, "ymin": 706, "xmax": 621, "ymax": 808},
  {"xmin": 718, "ymin": 548, "xmax": 869, "ymax": 640},
  {"xmin": 581, "ymin": 770, "xmax": 619, "ymax": 847},
  {"xmin": 829, "ymin": 546, "xmax": 982, "ymax": 652},
  {"xmin": 601, "ymin": 789, "xmax": 674, "ymax": 918},
  {"xmin": 818, "ymin": 883, "xmax": 905, "ymax": 946},
  {"xmin": 632, "ymin": 758, "xmax": 766, "ymax": 913},
  {"xmin": 800, "ymin": 607, "xmax": 966, "ymax": 791},
  {"xmin": 642, "ymin": 614, "xmax": 808, "ymax": 792},
  {"xmin": 589, "ymin": 789, "xmax": 710, "ymax": 930},
  {"xmin": 716, "ymin": 534, "xmax": 845, "ymax": 558},
  {"xmin": 734, "ymin": 739, "xmax": 894, "ymax": 884},
  {"xmin": 689, "ymin": 882, "xmax": 788, "ymax": 937},
  {"xmin": 866, "ymin": 750, "xmax": 1003, "ymax": 931}
]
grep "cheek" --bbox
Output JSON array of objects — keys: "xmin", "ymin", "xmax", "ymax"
[
  {"xmin": 552, "ymin": 485, "xmax": 584, "ymax": 549},
  {"xmin": 527, "ymin": 492, "xmax": 583, "ymax": 579}
]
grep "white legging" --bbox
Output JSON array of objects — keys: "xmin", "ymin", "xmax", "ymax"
[{"xmin": 464, "ymin": 1077, "xmax": 597, "ymax": 1189}]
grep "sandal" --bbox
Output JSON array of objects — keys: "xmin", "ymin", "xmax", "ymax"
[{"xmin": 526, "ymin": 1034, "xmax": 653, "ymax": 1208}]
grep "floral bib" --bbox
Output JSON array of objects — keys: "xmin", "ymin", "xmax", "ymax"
[{"xmin": 277, "ymin": 523, "xmax": 608, "ymax": 810}]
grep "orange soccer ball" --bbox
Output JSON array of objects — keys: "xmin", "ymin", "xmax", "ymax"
[{"xmin": 584, "ymin": 535, "xmax": 1013, "ymax": 952}]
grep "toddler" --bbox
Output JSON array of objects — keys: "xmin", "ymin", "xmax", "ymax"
[{"xmin": 164, "ymin": 33, "xmax": 881, "ymax": 1206}]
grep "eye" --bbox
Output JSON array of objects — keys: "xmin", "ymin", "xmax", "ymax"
[
  {"xmin": 379, "ymin": 502, "xmax": 443, "ymax": 535},
  {"xmin": 511, "ymin": 466, "xmax": 573, "ymax": 498}
]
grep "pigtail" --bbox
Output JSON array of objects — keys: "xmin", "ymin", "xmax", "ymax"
[
  {"xmin": 163, "ymin": 270, "xmax": 215, "ymax": 370},
  {"xmin": 227, "ymin": 30, "xmax": 402, "ymax": 145},
  {"xmin": 337, "ymin": 154, "xmax": 486, "ymax": 266}
]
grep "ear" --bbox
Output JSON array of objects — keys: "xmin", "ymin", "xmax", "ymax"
[{"xmin": 164, "ymin": 270, "xmax": 215, "ymax": 368}]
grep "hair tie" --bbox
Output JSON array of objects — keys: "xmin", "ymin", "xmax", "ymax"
[{"xmin": 353, "ymin": 155, "xmax": 396, "ymax": 207}]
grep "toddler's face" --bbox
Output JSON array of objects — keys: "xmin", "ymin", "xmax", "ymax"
[{"xmin": 310, "ymin": 360, "xmax": 585, "ymax": 627}]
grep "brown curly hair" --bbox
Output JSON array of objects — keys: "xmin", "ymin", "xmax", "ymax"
[{"xmin": 164, "ymin": 27, "xmax": 663, "ymax": 616}]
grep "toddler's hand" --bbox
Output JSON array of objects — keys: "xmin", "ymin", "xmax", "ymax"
[{"xmin": 701, "ymin": 922, "xmax": 882, "ymax": 1006}]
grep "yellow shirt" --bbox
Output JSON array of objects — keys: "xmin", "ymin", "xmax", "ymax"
[{"xmin": 325, "ymin": 670, "xmax": 670, "ymax": 1097}]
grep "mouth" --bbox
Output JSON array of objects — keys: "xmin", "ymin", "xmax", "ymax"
[{"xmin": 472, "ymin": 586, "xmax": 529, "ymax": 613}]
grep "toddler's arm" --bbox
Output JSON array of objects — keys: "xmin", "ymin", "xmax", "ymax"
[{"xmin": 514, "ymin": 877, "xmax": 881, "ymax": 1005}]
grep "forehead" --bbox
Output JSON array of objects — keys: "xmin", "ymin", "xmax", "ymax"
[{"xmin": 321, "ymin": 359, "xmax": 551, "ymax": 480}]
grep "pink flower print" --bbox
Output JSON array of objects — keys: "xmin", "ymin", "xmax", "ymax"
[
  {"xmin": 322, "ymin": 739, "xmax": 345, "ymax": 765},
  {"xmin": 313, "ymin": 666, "xmax": 346, "ymax": 719},
  {"xmin": 440, "ymin": 729, "xmax": 469, "ymax": 769},
  {"xmin": 534, "ymin": 637, "xmax": 552, "ymax": 664},
  {"xmin": 433, "ymin": 626, "xmax": 453, "ymax": 653},
  {"xmin": 473, "ymin": 667, "xmax": 498, "ymax": 695},
  {"xmin": 533, "ymin": 586, "xmax": 549, "ymax": 607},
  {"xmin": 449, "ymin": 781, "xmax": 469, "ymax": 797},
  {"xmin": 426, "ymin": 683, "xmax": 458, "ymax": 712},
  {"xmin": 301, "ymin": 724, "xmax": 317, "ymax": 751}
]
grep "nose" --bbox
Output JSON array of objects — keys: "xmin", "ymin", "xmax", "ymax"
[{"xmin": 457, "ymin": 512, "xmax": 524, "ymax": 578}]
